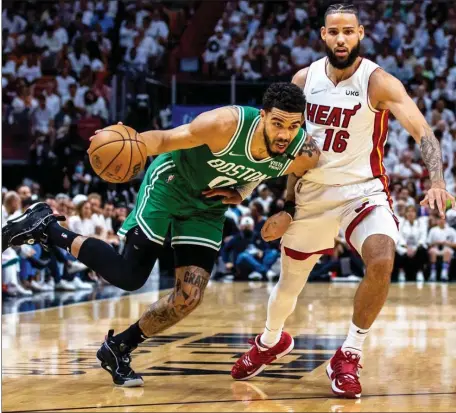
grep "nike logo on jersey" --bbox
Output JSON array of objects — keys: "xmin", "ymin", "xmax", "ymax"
[
  {"xmin": 229, "ymin": 152, "xmax": 244, "ymax": 157},
  {"xmin": 311, "ymin": 88, "xmax": 327, "ymax": 94}
]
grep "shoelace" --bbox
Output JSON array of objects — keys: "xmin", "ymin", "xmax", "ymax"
[
  {"xmin": 243, "ymin": 338, "xmax": 276, "ymax": 364},
  {"xmin": 333, "ymin": 351, "xmax": 362, "ymax": 385}
]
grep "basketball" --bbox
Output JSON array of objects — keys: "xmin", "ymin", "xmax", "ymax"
[{"xmin": 88, "ymin": 124, "xmax": 147, "ymax": 183}]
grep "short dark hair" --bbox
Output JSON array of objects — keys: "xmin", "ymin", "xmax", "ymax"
[
  {"xmin": 263, "ymin": 83, "xmax": 306, "ymax": 114},
  {"xmin": 324, "ymin": 3, "xmax": 359, "ymax": 23}
]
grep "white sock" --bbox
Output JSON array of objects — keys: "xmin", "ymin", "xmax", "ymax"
[
  {"xmin": 261, "ymin": 325, "xmax": 282, "ymax": 348},
  {"xmin": 341, "ymin": 321, "xmax": 370, "ymax": 355},
  {"xmin": 260, "ymin": 252, "xmax": 320, "ymax": 348}
]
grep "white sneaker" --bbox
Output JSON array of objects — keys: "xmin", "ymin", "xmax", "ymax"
[
  {"xmin": 441, "ymin": 269, "xmax": 449, "ymax": 281},
  {"xmin": 429, "ymin": 271, "xmax": 437, "ymax": 282},
  {"xmin": 416, "ymin": 271, "xmax": 424, "ymax": 282},
  {"xmin": 398, "ymin": 270, "xmax": 406, "ymax": 283},
  {"xmin": 55, "ymin": 279, "xmax": 77, "ymax": 291},
  {"xmin": 67, "ymin": 261, "xmax": 88, "ymax": 275},
  {"xmin": 4, "ymin": 284, "xmax": 18, "ymax": 297},
  {"xmin": 72, "ymin": 277, "xmax": 94, "ymax": 290},
  {"xmin": 266, "ymin": 269, "xmax": 278, "ymax": 282},
  {"xmin": 30, "ymin": 280, "xmax": 53, "ymax": 292},
  {"xmin": 9, "ymin": 283, "xmax": 33, "ymax": 296},
  {"xmin": 248, "ymin": 271, "xmax": 263, "ymax": 281}
]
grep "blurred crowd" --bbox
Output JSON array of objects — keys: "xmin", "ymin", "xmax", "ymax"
[
  {"xmin": 1, "ymin": 184, "xmax": 132, "ymax": 296},
  {"xmin": 2, "ymin": 0, "xmax": 175, "ymax": 193},
  {"xmin": 3, "ymin": 0, "xmax": 456, "ymax": 298}
]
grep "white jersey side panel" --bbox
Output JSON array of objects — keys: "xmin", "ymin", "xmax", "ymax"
[{"xmin": 302, "ymin": 57, "xmax": 389, "ymax": 188}]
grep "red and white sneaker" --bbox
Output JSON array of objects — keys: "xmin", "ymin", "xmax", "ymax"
[
  {"xmin": 231, "ymin": 332, "xmax": 294, "ymax": 380},
  {"xmin": 326, "ymin": 347, "xmax": 362, "ymax": 399}
]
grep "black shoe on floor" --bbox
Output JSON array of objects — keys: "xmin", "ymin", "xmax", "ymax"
[
  {"xmin": 97, "ymin": 329, "xmax": 144, "ymax": 387},
  {"xmin": 2, "ymin": 202, "xmax": 65, "ymax": 252}
]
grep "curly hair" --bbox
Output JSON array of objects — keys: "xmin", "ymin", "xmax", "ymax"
[
  {"xmin": 262, "ymin": 82, "xmax": 306, "ymax": 114},
  {"xmin": 324, "ymin": 3, "xmax": 359, "ymax": 23}
]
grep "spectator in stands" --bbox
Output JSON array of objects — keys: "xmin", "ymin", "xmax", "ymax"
[
  {"xmin": 11, "ymin": 84, "xmax": 38, "ymax": 120},
  {"xmin": 395, "ymin": 206, "xmax": 427, "ymax": 281},
  {"xmin": 68, "ymin": 39, "xmax": 91, "ymax": 77},
  {"xmin": 249, "ymin": 201, "xmax": 266, "ymax": 233},
  {"xmin": 56, "ymin": 66, "xmax": 77, "ymax": 98},
  {"xmin": 81, "ymin": 89, "xmax": 108, "ymax": 122},
  {"xmin": 393, "ymin": 151, "xmax": 423, "ymax": 181},
  {"xmin": 17, "ymin": 53, "xmax": 42, "ymax": 85},
  {"xmin": 253, "ymin": 183, "xmax": 274, "ymax": 215},
  {"xmin": 2, "ymin": 8, "xmax": 27, "ymax": 34},
  {"xmin": 71, "ymin": 161, "xmax": 92, "ymax": 196},
  {"xmin": 16, "ymin": 185, "xmax": 31, "ymax": 202},
  {"xmin": 427, "ymin": 216, "xmax": 456, "ymax": 281},
  {"xmin": 68, "ymin": 199, "xmax": 96, "ymax": 236},
  {"xmin": 434, "ymin": 99, "xmax": 456, "ymax": 125},
  {"xmin": 221, "ymin": 216, "xmax": 279, "ymax": 281},
  {"xmin": 291, "ymin": 35, "xmax": 314, "ymax": 70},
  {"xmin": 32, "ymin": 95, "xmax": 55, "ymax": 141}
]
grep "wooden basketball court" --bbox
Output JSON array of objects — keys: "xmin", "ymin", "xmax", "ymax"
[{"xmin": 2, "ymin": 282, "xmax": 456, "ymax": 412}]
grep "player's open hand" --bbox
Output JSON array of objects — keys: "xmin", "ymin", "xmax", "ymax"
[
  {"xmin": 202, "ymin": 188, "xmax": 242, "ymax": 205},
  {"xmin": 261, "ymin": 211, "xmax": 292, "ymax": 242},
  {"xmin": 90, "ymin": 122, "xmax": 124, "ymax": 142},
  {"xmin": 420, "ymin": 186, "xmax": 455, "ymax": 218}
]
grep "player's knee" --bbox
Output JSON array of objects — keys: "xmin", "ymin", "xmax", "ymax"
[
  {"xmin": 362, "ymin": 235, "xmax": 395, "ymax": 278},
  {"xmin": 115, "ymin": 263, "xmax": 149, "ymax": 291},
  {"xmin": 171, "ymin": 280, "xmax": 207, "ymax": 316},
  {"xmin": 366, "ymin": 255, "xmax": 394, "ymax": 280}
]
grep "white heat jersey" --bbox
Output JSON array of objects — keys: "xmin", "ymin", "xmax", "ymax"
[{"xmin": 302, "ymin": 57, "xmax": 389, "ymax": 190}]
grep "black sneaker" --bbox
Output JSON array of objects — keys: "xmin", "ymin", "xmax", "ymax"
[
  {"xmin": 2, "ymin": 202, "xmax": 65, "ymax": 252},
  {"xmin": 97, "ymin": 330, "xmax": 144, "ymax": 387}
]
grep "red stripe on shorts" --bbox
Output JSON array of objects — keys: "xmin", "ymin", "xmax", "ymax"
[
  {"xmin": 283, "ymin": 246, "xmax": 334, "ymax": 261},
  {"xmin": 345, "ymin": 205, "xmax": 377, "ymax": 252}
]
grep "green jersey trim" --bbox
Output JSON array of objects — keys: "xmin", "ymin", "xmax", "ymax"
[
  {"xmin": 213, "ymin": 106, "xmax": 244, "ymax": 157},
  {"xmin": 244, "ymin": 115, "xmax": 272, "ymax": 163},
  {"xmin": 136, "ymin": 160, "xmax": 175, "ymax": 243}
]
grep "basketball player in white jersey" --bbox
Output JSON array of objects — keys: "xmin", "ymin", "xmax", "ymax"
[{"xmin": 231, "ymin": 3, "xmax": 455, "ymax": 399}]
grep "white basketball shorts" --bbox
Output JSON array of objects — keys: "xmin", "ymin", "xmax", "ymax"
[{"xmin": 281, "ymin": 178, "xmax": 399, "ymax": 259}]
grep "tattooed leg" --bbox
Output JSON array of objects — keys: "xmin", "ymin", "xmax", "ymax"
[{"xmin": 138, "ymin": 266, "xmax": 210, "ymax": 337}]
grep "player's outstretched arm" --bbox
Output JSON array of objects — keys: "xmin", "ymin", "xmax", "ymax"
[
  {"xmin": 369, "ymin": 69, "xmax": 455, "ymax": 217},
  {"xmin": 95, "ymin": 107, "xmax": 238, "ymax": 156},
  {"xmin": 140, "ymin": 107, "xmax": 237, "ymax": 155},
  {"xmin": 261, "ymin": 173, "xmax": 298, "ymax": 242}
]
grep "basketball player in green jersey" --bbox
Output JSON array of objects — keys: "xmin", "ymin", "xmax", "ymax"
[{"xmin": 2, "ymin": 83, "xmax": 319, "ymax": 387}]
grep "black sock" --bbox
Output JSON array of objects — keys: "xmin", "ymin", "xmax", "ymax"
[
  {"xmin": 46, "ymin": 221, "xmax": 79, "ymax": 251},
  {"xmin": 113, "ymin": 321, "xmax": 148, "ymax": 349}
]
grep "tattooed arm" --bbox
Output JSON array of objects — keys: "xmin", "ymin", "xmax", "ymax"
[
  {"xmin": 285, "ymin": 134, "xmax": 320, "ymax": 177},
  {"xmin": 369, "ymin": 69, "xmax": 455, "ymax": 217}
]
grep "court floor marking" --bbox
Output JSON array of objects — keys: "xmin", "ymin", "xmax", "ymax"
[
  {"xmin": 5, "ymin": 391, "xmax": 456, "ymax": 413},
  {"xmin": 1, "ymin": 289, "xmax": 170, "ymax": 317}
]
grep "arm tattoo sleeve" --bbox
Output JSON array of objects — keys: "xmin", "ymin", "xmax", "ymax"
[
  {"xmin": 298, "ymin": 136, "xmax": 320, "ymax": 158},
  {"xmin": 420, "ymin": 129, "xmax": 444, "ymax": 185}
]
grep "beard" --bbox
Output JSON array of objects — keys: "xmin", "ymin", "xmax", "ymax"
[
  {"xmin": 263, "ymin": 127, "xmax": 287, "ymax": 157},
  {"xmin": 325, "ymin": 41, "xmax": 361, "ymax": 70}
]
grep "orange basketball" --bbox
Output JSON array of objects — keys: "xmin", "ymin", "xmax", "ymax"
[{"xmin": 88, "ymin": 124, "xmax": 147, "ymax": 183}]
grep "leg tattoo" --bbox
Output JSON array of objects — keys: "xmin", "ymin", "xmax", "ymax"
[{"xmin": 138, "ymin": 266, "xmax": 210, "ymax": 336}]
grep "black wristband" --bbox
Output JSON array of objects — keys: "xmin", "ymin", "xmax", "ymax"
[{"xmin": 283, "ymin": 200, "xmax": 296, "ymax": 218}]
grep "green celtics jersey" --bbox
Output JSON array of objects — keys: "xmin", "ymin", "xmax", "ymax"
[{"xmin": 171, "ymin": 106, "xmax": 306, "ymax": 191}]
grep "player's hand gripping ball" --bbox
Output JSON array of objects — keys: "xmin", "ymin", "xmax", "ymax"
[{"xmin": 88, "ymin": 124, "xmax": 147, "ymax": 183}]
